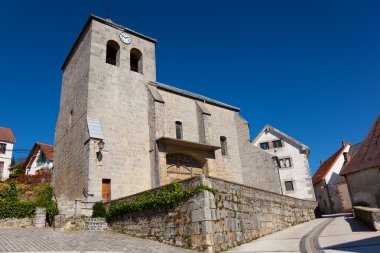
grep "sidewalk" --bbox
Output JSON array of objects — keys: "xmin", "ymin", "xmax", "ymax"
[
  {"xmin": 226, "ymin": 218, "xmax": 327, "ymax": 252},
  {"xmin": 319, "ymin": 216, "xmax": 380, "ymax": 253},
  {"xmin": 227, "ymin": 215, "xmax": 380, "ymax": 253}
]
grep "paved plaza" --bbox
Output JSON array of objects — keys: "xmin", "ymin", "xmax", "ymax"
[{"xmin": 0, "ymin": 228, "xmax": 192, "ymax": 252}]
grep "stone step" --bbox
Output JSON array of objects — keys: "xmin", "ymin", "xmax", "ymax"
[{"xmin": 84, "ymin": 218, "xmax": 108, "ymax": 231}]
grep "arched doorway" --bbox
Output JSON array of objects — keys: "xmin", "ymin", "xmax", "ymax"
[{"xmin": 165, "ymin": 153, "xmax": 207, "ymax": 182}]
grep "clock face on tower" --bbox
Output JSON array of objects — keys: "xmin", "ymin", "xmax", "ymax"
[{"xmin": 119, "ymin": 32, "xmax": 132, "ymax": 44}]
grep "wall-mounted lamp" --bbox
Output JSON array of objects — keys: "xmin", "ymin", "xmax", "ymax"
[
  {"xmin": 98, "ymin": 140, "xmax": 105, "ymax": 151},
  {"xmin": 97, "ymin": 140, "xmax": 105, "ymax": 162}
]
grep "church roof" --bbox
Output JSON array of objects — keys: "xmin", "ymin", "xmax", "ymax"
[
  {"xmin": 154, "ymin": 82, "xmax": 240, "ymax": 112},
  {"xmin": 340, "ymin": 114, "xmax": 380, "ymax": 175},
  {"xmin": 0, "ymin": 127, "xmax": 16, "ymax": 143}
]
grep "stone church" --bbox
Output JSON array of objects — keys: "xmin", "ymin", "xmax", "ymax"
[{"xmin": 53, "ymin": 15, "xmax": 282, "ymax": 204}]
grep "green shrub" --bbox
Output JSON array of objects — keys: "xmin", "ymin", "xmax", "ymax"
[
  {"xmin": 92, "ymin": 202, "xmax": 106, "ymax": 218},
  {"xmin": 5, "ymin": 182, "xmax": 18, "ymax": 201},
  {"xmin": 0, "ymin": 182, "xmax": 59, "ymax": 224},
  {"xmin": 9, "ymin": 173, "xmax": 24, "ymax": 179},
  {"xmin": 107, "ymin": 182, "xmax": 217, "ymax": 220},
  {"xmin": 0, "ymin": 200, "xmax": 36, "ymax": 219},
  {"xmin": 33, "ymin": 184, "xmax": 59, "ymax": 225},
  {"xmin": 0, "ymin": 183, "xmax": 10, "ymax": 199}
]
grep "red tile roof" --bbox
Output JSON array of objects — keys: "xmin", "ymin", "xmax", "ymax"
[
  {"xmin": 340, "ymin": 114, "xmax": 380, "ymax": 175},
  {"xmin": 38, "ymin": 143, "xmax": 54, "ymax": 161},
  {"xmin": 0, "ymin": 127, "xmax": 16, "ymax": 142},
  {"xmin": 312, "ymin": 143, "xmax": 349, "ymax": 185},
  {"xmin": 24, "ymin": 142, "xmax": 54, "ymax": 169}
]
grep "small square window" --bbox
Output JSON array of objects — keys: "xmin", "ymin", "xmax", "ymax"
[
  {"xmin": 273, "ymin": 140, "xmax": 283, "ymax": 148},
  {"xmin": 260, "ymin": 142, "xmax": 269, "ymax": 150},
  {"xmin": 279, "ymin": 158, "xmax": 292, "ymax": 168},
  {"xmin": 285, "ymin": 181, "xmax": 294, "ymax": 191}
]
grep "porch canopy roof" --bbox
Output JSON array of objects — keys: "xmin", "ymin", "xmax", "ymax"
[{"xmin": 156, "ymin": 137, "xmax": 220, "ymax": 151}]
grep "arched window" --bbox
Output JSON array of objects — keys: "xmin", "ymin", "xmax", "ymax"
[
  {"xmin": 130, "ymin": 48, "xmax": 143, "ymax": 73},
  {"xmin": 106, "ymin": 40, "xmax": 120, "ymax": 66},
  {"xmin": 175, "ymin": 121, "xmax": 183, "ymax": 139},
  {"xmin": 220, "ymin": 136, "xmax": 227, "ymax": 156}
]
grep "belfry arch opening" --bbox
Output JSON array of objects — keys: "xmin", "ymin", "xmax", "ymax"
[
  {"xmin": 106, "ymin": 40, "xmax": 120, "ymax": 66},
  {"xmin": 130, "ymin": 48, "xmax": 143, "ymax": 73}
]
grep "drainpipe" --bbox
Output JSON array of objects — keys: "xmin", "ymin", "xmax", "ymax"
[{"xmin": 273, "ymin": 156, "xmax": 283, "ymax": 195}]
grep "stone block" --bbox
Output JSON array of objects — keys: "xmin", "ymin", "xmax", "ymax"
[
  {"xmin": 191, "ymin": 208, "xmax": 212, "ymax": 222},
  {"xmin": 201, "ymin": 221, "xmax": 214, "ymax": 234}
]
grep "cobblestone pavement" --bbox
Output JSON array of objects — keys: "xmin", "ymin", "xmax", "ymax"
[{"xmin": 0, "ymin": 228, "xmax": 193, "ymax": 252}]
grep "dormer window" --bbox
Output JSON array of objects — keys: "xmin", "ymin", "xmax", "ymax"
[
  {"xmin": 106, "ymin": 40, "xmax": 120, "ymax": 66},
  {"xmin": 130, "ymin": 48, "xmax": 143, "ymax": 73}
]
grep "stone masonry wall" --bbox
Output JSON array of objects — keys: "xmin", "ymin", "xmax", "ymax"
[
  {"xmin": 53, "ymin": 21, "xmax": 91, "ymax": 201},
  {"xmin": 86, "ymin": 19, "xmax": 156, "ymax": 199},
  {"xmin": 0, "ymin": 218, "xmax": 34, "ymax": 229},
  {"xmin": 353, "ymin": 206, "xmax": 380, "ymax": 231},
  {"xmin": 345, "ymin": 167, "xmax": 380, "ymax": 208},
  {"xmin": 108, "ymin": 175, "xmax": 316, "ymax": 252},
  {"xmin": 234, "ymin": 114, "xmax": 282, "ymax": 194}
]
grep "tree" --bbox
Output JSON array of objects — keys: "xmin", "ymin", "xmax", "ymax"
[{"xmin": 9, "ymin": 159, "xmax": 26, "ymax": 178}]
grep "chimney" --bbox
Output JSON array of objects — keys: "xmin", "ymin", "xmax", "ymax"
[
  {"xmin": 320, "ymin": 160, "xmax": 324, "ymax": 165},
  {"xmin": 343, "ymin": 152, "xmax": 351, "ymax": 163}
]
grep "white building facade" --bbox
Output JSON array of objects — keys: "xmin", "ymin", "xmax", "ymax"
[
  {"xmin": 0, "ymin": 127, "xmax": 16, "ymax": 181},
  {"xmin": 312, "ymin": 142, "xmax": 352, "ymax": 214},
  {"xmin": 24, "ymin": 143, "xmax": 54, "ymax": 176},
  {"xmin": 253, "ymin": 125, "xmax": 315, "ymax": 200}
]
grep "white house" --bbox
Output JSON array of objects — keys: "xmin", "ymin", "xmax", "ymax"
[
  {"xmin": 253, "ymin": 125, "xmax": 315, "ymax": 200},
  {"xmin": 312, "ymin": 142, "xmax": 352, "ymax": 214},
  {"xmin": 24, "ymin": 142, "xmax": 54, "ymax": 176},
  {"xmin": 0, "ymin": 127, "xmax": 16, "ymax": 181}
]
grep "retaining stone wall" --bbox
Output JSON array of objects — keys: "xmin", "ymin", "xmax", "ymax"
[
  {"xmin": 0, "ymin": 218, "xmax": 34, "ymax": 229},
  {"xmin": 108, "ymin": 175, "xmax": 317, "ymax": 252},
  {"xmin": 353, "ymin": 206, "xmax": 380, "ymax": 231}
]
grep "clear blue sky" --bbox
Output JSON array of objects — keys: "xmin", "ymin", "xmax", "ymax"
[{"xmin": 0, "ymin": 0, "xmax": 379, "ymax": 174}]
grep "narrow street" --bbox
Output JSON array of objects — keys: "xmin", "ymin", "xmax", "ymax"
[{"xmin": 227, "ymin": 215, "xmax": 380, "ymax": 253}]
